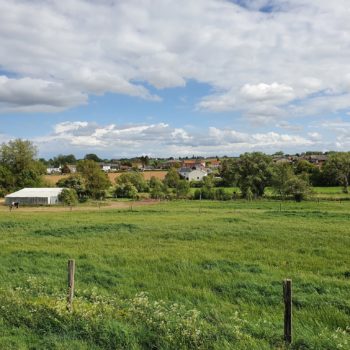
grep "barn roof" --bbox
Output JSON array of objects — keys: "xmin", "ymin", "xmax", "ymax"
[{"xmin": 5, "ymin": 188, "xmax": 64, "ymax": 198}]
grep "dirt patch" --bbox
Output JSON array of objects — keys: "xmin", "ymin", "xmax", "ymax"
[{"xmin": 0, "ymin": 199, "xmax": 161, "ymax": 213}]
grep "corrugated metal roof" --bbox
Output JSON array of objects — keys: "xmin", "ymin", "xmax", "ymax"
[{"xmin": 5, "ymin": 188, "xmax": 64, "ymax": 198}]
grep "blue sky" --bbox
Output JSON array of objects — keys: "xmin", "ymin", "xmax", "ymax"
[{"xmin": 0, "ymin": 0, "xmax": 350, "ymax": 158}]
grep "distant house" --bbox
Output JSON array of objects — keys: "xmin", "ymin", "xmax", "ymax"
[
  {"xmin": 67, "ymin": 165, "xmax": 77, "ymax": 173},
  {"xmin": 272, "ymin": 157, "xmax": 293, "ymax": 164},
  {"xmin": 181, "ymin": 160, "xmax": 206, "ymax": 169},
  {"xmin": 120, "ymin": 165, "xmax": 132, "ymax": 171},
  {"xmin": 179, "ymin": 168, "xmax": 208, "ymax": 181},
  {"xmin": 46, "ymin": 167, "xmax": 61, "ymax": 174},
  {"xmin": 207, "ymin": 159, "xmax": 221, "ymax": 168},
  {"xmin": 5, "ymin": 188, "xmax": 64, "ymax": 206},
  {"xmin": 98, "ymin": 163, "xmax": 119, "ymax": 172},
  {"xmin": 303, "ymin": 155, "xmax": 328, "ymax": 166}
]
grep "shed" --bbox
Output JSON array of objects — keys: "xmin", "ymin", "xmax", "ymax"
[{"xmin": 5, "ymin": 188, "xmax": 64, "ymax": 206}]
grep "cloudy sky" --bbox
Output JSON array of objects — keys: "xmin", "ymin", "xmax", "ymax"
[{"xmin": 1, "ymin": 0, "xmax": 350, "ymax": 158}]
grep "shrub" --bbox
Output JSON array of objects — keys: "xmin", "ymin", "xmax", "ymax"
[
  {"xmin": 115, "ymin": 182, "xmax": 139, "ymax": 199},
  {"xmin": 127, "ymin": 292, "xmax": 212, "ymax": 349},
  {"xmin": 58, "ymin": 188, "xmax": 78, "ymax": 207},
  {"xmin": 214, "ymin": 188, "xmax": 231, "ymax": 201}
]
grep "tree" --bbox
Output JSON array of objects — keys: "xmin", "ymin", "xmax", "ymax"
[
  {"xmin": 116, "ymin": 172, "xmax": 148, "ymax": 192},
  {"xmin": 293, "ymin": 159, "xmax": 323, "ymax": 186},
  {"xmin": 323, "ymin": 153, "xmax": 350, "ymax": 193},
  {"xmin": 84, "ymin": 153, "xmax": 102, "ymax": 163},
  {"xmin": 0, "ymin": 139, "xmax": 45, "ymax": 192},
  {"xmin": 164, "ymin": 167, "xmax": 180, "ymax": 188},
  {"xmin": 56, "ymin": 175, "xmax": 86, "ymax": 199},
  {"xmin": 58, "ymin": 188, "xmax": 78, "ymax": 207},
  {"xmin": 139, "ymin": 155, "xmax": 150, "ymax": 168},
  {"xmin": 284, "ymin": 175, "xmax": 311, "ymax": 202},
  {"xmin": 271, "ymin": 162, "xmax": 294, "ymax": 199},
  {"xmin": 149, "ymin": 176, "xmax": 160, "ymax": 189},
  {"xmin": 77, "ymin": 160, "xmax": 111, "ymax": 199},
  {"xmin": 229, "ymin": 152, "xmax": 273, "ymax": 198},
  {"xmin": 150, "ymin": 178, "xmax": 166, "ymax": 199},
  {"xmin": 0, "ymin": 165, "xmax": 14, "ymax": 195},
  {"xmin": 175, "ymin": 180, "xmax": 190, "ymax": 198},
  {"xmin": 51, "ymin": 154, "xmax": 76, "ymax": 167},
  {"xmin": 115, "ymin": 182, "xmax": 138, "ymax": 199},
  {"xmin": 152, "ymin": 159, "xmax": 162, "ymax": 169},
  {"xmin": 272, "ymin": 162, "xmax": 311, "ymax": 201},
  {"xmin": 220, "ymin": 159, "xmax": 236, "ymax": 186}
]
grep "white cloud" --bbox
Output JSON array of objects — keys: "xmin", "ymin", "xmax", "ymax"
[
  {"xmin": 318, "ymin": 120, "xmax": 350, "ymax": 149},
  {"xmin": 240, "ymin": 83, "xmax": 295, "ymax": 104},
  {"xmin": 276, "ymin": 121, "xmax": 302, "ymax": 132},
  {"xmin": 307, "ymin": 132, "xmax": 322, "ymax": 141},
  {"xmin": 54, "ymin": 121, "xmax": 89, "ymax": 134},
  {"xmin": 0, "ymin": 76, "xmax": 87, "ymax": 112},
  {"xmin": 0, "ymin": 0, "xmax": 349, "ymax": 120},
  {"xmin": 33, "ymin": 120, "xmax": 319, "ymax": 157}
]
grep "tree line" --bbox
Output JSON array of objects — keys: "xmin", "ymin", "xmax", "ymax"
[
  {"xmin": 1, "ymin": 139, "xmax": 350, "ymax": 203},
  {"xmin": 219, "ymin": 152, "xmax": 350, "ymax": 200}
]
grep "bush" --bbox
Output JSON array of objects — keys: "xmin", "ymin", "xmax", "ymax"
[
  {"xmin": 214, "ymin": 188, "xmax": 231, "ymax": 201},
  {"xmin": 115, "ymin": 182, "xmax": 139, "ymax": 199},
  {"xmin": 116, "ymin": 172, "xmax": 148, "ymax": 192},
  {"xmin": 58, "ymin": 188, "xmax": 78, "ymax": 206},
  {"xmin": 127, "ymin": 292, "xmax": 212, "ymax": 349}
]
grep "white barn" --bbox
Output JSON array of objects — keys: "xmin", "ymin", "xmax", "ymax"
[
  {"xmin": 5, "ymin": 188, "xmax": 64, "ymax": 206},
  {"xmin": 179, "ymin": 168, "xmax": 208, "ymax": 181}
]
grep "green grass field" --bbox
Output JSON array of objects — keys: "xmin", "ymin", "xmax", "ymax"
[
  {"xmin": 0, "ymin": 200, "xmax": 349, "ymax": 349},
  {"xmin": 189, "ymin": 186, "xmax": 350, "ymax": 201}
]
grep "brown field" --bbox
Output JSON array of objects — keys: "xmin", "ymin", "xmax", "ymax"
[{"xmin": 44, "ymin": 171, "xmax": 167, "ymax": 185}]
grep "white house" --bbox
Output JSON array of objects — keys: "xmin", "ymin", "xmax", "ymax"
[
  {"xmin": 99, "ymin": 163, "xmax": 119, "ymax": 172},
  {"xmin": 5, "ymin": 188, "xmax": 64, "ymax": 206},
  {"xmin": 46, "ymin": 167, "xmax": 61, "ymax": 174},
  {"xmin": 179, "ymin": 168, "xmax": 208, "ymax": 181}
]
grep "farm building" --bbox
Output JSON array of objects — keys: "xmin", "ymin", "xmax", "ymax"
[
  {"xmin": 179, "ymin": 168, "xmax": 208, "ymax": 181},
  {"xmin": 5, "ymin": 188, "xmax": 64, "ymax": 206}
]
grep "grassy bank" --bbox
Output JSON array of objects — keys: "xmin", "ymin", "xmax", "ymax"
[{"xmin": 0, "ymin": 200, "xmax": 349, "ymax": 349}]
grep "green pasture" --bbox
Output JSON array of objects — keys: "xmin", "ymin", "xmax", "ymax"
[
  {"xmin": 189, "ymin": 186, "xmax": 350, "ymax": 200},
  {"xmin": 0, "ymin": 200, "xmax": 349, "ymax": 349}
]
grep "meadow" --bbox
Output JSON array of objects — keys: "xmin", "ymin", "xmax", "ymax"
[{"xmin": 0, "ymin": 199, "xmax": 349, "ymax": 349}]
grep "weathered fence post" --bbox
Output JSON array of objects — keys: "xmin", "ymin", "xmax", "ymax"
[
  {"xmin": 67, "ymin": 259, "xmax": 75, "ymax": 312},
  {"xmin": 283, "ymin": 279, "xmax": 292, "ymax": 344}
]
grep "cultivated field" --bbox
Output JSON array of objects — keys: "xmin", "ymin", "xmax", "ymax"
[
  {"xmin": 44, "ymin": 171, "xmax": 167, "ymax": 185},
  {"xmin": 0, "ymin": 200, "xmax": 349, "ymax": 349}
]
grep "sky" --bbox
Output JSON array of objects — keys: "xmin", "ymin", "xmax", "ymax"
[{"xmin": 0, "ymin": 0, "xmax": 350, "ymax": 158}]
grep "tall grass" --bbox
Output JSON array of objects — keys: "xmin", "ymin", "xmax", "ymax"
[{"xmin": 0, "ymin": 200, "xmax": 349, "ymax": 348}]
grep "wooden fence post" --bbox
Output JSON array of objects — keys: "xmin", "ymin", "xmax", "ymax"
[
  {"xmin": 283, "ymin": 279, "xmax": 292, "ymax": 344},
  {"xmin": 67, "ymin": 259, "xmax": 75, "ymax": 312}
]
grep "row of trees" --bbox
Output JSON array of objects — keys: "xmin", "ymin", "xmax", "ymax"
[
  {"xmin": 115, "ymin": 168, "xmax": 190, "ymax": 199},
  {"xmin": 58, "ymin": 168, "xmax": 191, "ymax": 202},
  {"xmin": 1, "ymin": 139, "xmax": 350, "ymax": 203},
  {"xmin": 220, "ymin": 152, "xmax": 350, "ymax": 200}
]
